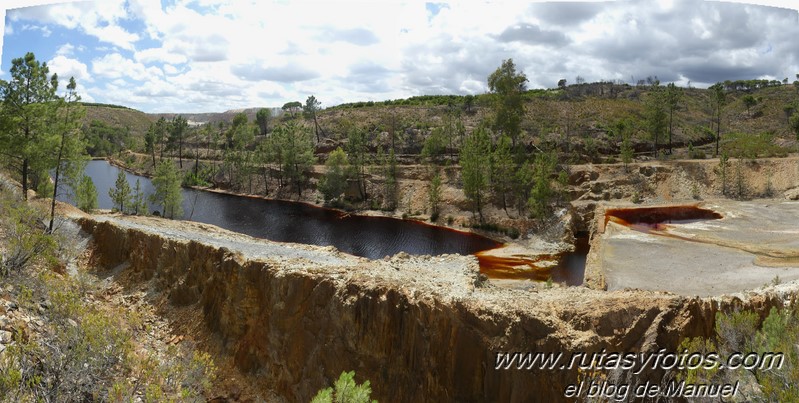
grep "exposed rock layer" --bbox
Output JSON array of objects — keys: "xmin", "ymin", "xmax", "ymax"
[{"xmin": 79, "ymin": 215, "xmax": 788, "ymax": 402}]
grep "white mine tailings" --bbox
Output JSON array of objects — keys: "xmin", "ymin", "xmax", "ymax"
[{"xmin": 589, "ymin": 201, "xmax": 799, "ymax": 297}]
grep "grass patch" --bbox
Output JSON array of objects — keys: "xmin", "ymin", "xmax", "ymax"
[{"xmin": 721, "ymin": 131, "xmax": 790, "ymax": 159}]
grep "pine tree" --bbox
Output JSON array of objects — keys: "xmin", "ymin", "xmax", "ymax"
[
  {"xmin": 710, "ymin": 83, "xmax": 727, "ymax": 157},
  {"xmin": 665, "ymin": 82, "xmax": 683, "ymax": 154},
  {"xmin": 461, "ymin": 125, "xmax": 491, "ymax": 222},
  {"xmin": 491, "ymin": 134, "xmax": 515, "ymax": 215},
  {"xmin": 319, "ymin": 147, "xmax": 350, "ymax": 202},
  {"xmin": 48, "ymin": 76, "xmax": 87, "ymax": 232},
  {"xmin": 131, "ymin": 179, "xmax": 147, "ymax": 216},
  {"xmin": 645, "ymin": 82, "xmax": 667, "ymax": 158},
  {"xmin": 0, "ymin": 52, "xmax": 60, "ymax": 200},
  {"xmin": 428, "ymin": 171, "xmax": 442, "ymax": 221},
  {"xmin": 108, "ymin": 170, "xmax": 132, "ymax": 213},
  {"xmin": 528, "ymin": 150, "xmax": 557, "ymax": 219},
  {"xmin": 75, "ymin": 175, "xmax": 98, "ymax": 213},
  {"xmin": 151, "ymin": 161, "xmax": 183, "ymax": 219}
]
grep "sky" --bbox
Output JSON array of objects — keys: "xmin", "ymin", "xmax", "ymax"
[{"xmin": 0, "ymin": 0, "xmax": 798, "ymax": 114}]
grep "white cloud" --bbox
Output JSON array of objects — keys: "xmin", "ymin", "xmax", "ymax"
[
  {"xmin": 6, "ymin": 0, "xmax": 798, "ymax": 113},
  {"xmin": 21, "ymin": 23, "xmax": 50, "ymax": 36},
  {"xmin": 48, "ymin": 55, "xmax": 92, "ymax": 83},
  {"xmin": 163, "ymin": 64, "xmax": 179, "ymax": 75},
  {"xmin": 9, "ymin": 0, "xmax": 139, "ymax": 50},
  {"xmin": 56, "ymin": 43, "xmax": 74, "ymax": 56},
  {"xmin": 92, "ymin": 53, "xmax": 161, "ymax": 81}
]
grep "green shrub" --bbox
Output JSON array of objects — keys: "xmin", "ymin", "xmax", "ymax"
[
  {"xmin": 677, "ymin": 306, "xmax": 799, "ymax": 402},
  {"xmin": 312, "ymin": 371, "xmax": 376, "ymax": 403},
  {"xmin": 75, "ymin": 175, "xmax": 98, "ymax": 213},
  {"xmin": 0, "ymin": 193, "xmax": 58, "ymax": 276}
]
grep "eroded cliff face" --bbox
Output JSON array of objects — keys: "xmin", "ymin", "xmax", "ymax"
[{"xmin": 77, "ymin": 215, "xmax": 785, "ymax": 402}]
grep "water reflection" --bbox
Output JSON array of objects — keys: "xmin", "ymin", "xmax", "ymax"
[{"xmin": 62, "ymin": 160, "xmax": 501, "ymax": 259}]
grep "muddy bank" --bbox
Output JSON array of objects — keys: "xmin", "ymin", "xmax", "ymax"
[{"xmin": 75, "ymin": 213, "xmax": 791, "ymax": 402}]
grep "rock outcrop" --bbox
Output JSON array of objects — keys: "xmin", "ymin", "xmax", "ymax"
[{"xmin": 78, "ymin": 215, "xmax": 787, "ymax": 402}]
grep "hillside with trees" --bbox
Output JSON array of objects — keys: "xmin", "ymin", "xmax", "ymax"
[
  {"xmin": 74, "ymin": 62, "xmax": 799, "ymax": 236},
  {"xmin": 7, "ymin": 52, "xmax": 799, "ymax": 234}
]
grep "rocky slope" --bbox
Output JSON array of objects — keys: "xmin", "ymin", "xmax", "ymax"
[{"xmin": 73, "ymin": 212, "xmax": 792, "ymax": 402}]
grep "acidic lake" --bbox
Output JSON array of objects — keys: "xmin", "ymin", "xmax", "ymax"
[{"xmin": 60, "ymin": 160, "xmax": 502, "ymax": 259}]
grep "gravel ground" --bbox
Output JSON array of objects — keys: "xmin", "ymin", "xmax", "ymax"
[{"xmin": 90, "ymin": 214, "xmax": 362, "ymax": 268}]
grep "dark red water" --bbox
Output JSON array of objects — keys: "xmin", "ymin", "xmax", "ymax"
[
  {"xmin": 605, "ymin": 205, "xmax": 722, "ymax": 233},
  {"xmin": 64, "ymin": 160, "xmax": 502, "ymax": 259}
]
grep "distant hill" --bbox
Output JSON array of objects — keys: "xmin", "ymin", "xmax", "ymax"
[
  {"xmin": 147, "ymin": 107, "xmax": 282, "ymax": 126},
  {"xmin": 80, "ymin": 82, "xmax": 799, "ymax": 162},
  {"xmin": 83, "ymin": 103, "xmax": 154, "ymax": 140}
]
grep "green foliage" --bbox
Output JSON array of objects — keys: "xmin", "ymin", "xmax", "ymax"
[
  {"xmin": 75, "ymin": 175, "xmax": 98, "ymax": 213},
  {"xmin": 790, "ymin": 112, "xmax": 799, "ymax": 145},
  {"xmin": 36, "ymin": 169, "xmax": 54, "ymax": 199},
  {"xmin": 528, "ymin": 150, "xmax": 558, "ymax": 219},
  {"xmin": 48, "ymin": 76, "xmax": 88, "ymax": 232},
  {"xmin": 469, "ymin": 222, "xmax": 520, "ymax": 238},
  {"xmin": 461, "ymin": 125, "xmax": 491, "ymax": 222},
  {"xmin": 631, "ymin": 190, "xmax": 641, "ymax": 204},
  {"xmin": 742, "ymin": 94, "xmax": 757, "ymax": 117},
  {"xmin": 84, "ymin": 119, "xmax": 131, "ymax": 157},
  {"xmin": 678, "ymin": 306, "xmax": 799, "ymax": 402},
  {"xmin": 222, "ymin": 119, "xmax": 257, "ymax": 192},
  {"xmin": 721, "ymin": 132, "xmax": 789, "ymax": 159},
  {"xmin": 616, "ymin": 119, "xmax": 634, "ymax": 171},
  {"xmin": 0, "ymin": 192, "xmax": 57, "ymax": 276},
  {"xmin": 182, "ymin": 164, "xmax": 213, "ymax": 188},
  {"xmin": 0, "ymin": 267, "xmax": 216, "ymax": 402},
  {"xmin": 130, "ymin": 179, "xmax": 148, "ymax": 216},
  {"xmin": 333, "ymin": 94, "xmax": 483, "ymax": 109},
  {"xmin": 645, "ymin": 81, "xmax": 667, "ymax": 155},
  {"xmin": 151, "ymin": 160, "xmax": 183, "ymax": 219},
  {"xmin": 487, "ymin": 59, "xmax": 528, "ymax": 145},
  {"xmin": 733, "ymin": 158, "xmax": 747, "ymax": 199},
  {"xmin": 491, "ymin": 134, "xmax": 516, "ymax": 213},
  {"xmin": 513, "ymin": 160, "xmax": 534, "ymax": 215},
  {"xmin": 108, "ymin": 169, "xmax": 132, "ymax": 213},
  {"xmin": 716, "ymin": 152, "xmax": 730, "ymax": 197},
  {"xmin": 347, "ymin": 125, "xmax": 369, "ymax": 200},
  {"xmin": 664, "ymin": 82, "xmax": 683, "ymax": 153},
  {"xmin": 421, "ymin": 127, "xmax": 447, "ymax": 164},
  {"xmin": 428, "ymin": 171, "xmax": 442, "ymax": 221},
  {"xmin": 687, "ymin": 142, "xmax": 706, "ymax": 159},
  {"xmin": 311, "ymin": 370, "xmax": 377, "ymax": 403},
  {"xmin": 166, "ymin": 115, "xmax": 189, "ymax": 167},
  {"xmin": 281, "ymin": 101, "xmax": 302, "ymax": 116},
  {"xmin": 256, "ymin": 107, "xmax": 271, "ymax": 135},
  {"xmin": 0, "ymin": 52, "xmax": 60, "ymax": 199},
  {"xmin": 375, "ymin": 146, "xmax": 398, "ymax": 210},
  {"xmin": 272, "ymin": 121, "xmax": 315, "ymax": 196},
  {"xmin": 304, "ymin": 95, "xmax": 323, "ymax": 141},
  {"xmin": 710, "ymin": 82, "xmax": 727, "ymax": 156},
  {"xmin": 320, "ymin": 147, "xmax": 351, "ymax": 201}
]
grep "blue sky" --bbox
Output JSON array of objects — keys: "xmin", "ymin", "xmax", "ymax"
[{"xmin": 1, "ymin": 0, "xmax": 798, "ymax": 113}]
